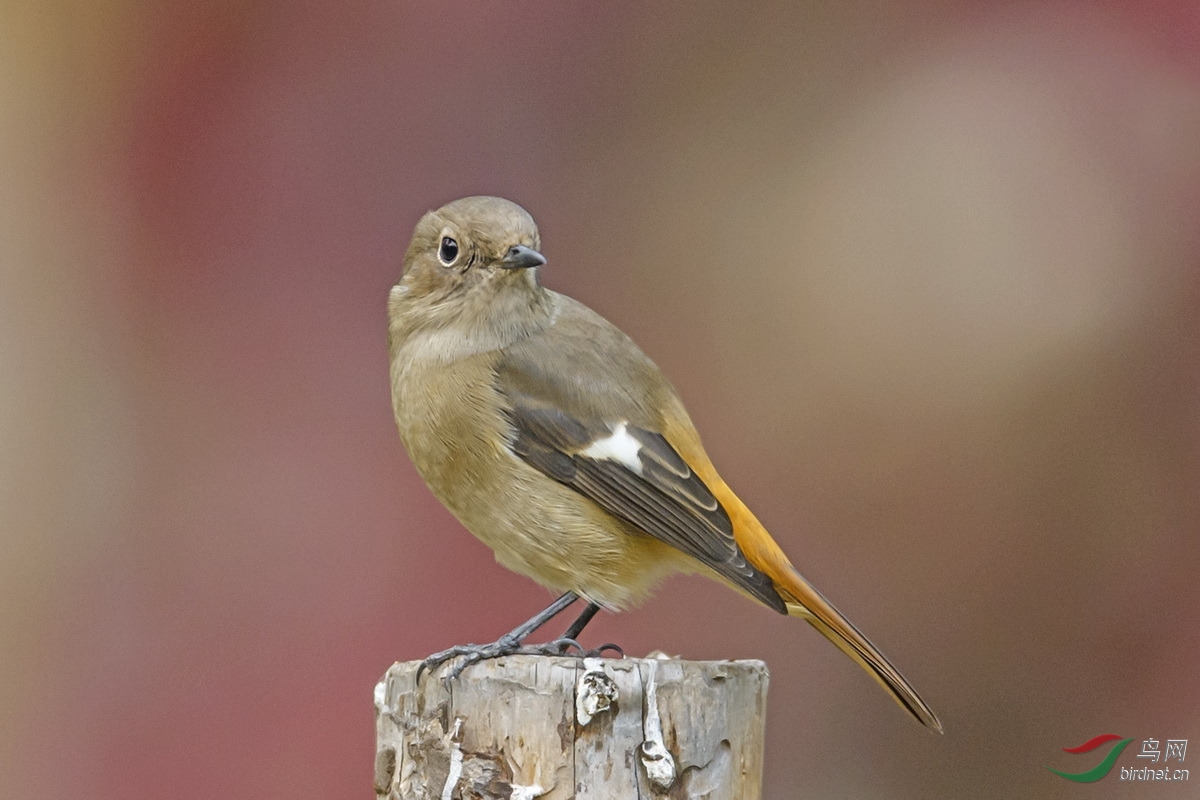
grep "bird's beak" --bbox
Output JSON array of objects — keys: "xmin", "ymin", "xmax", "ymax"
[{"xmin": 499, "ymin": 244, "xmax": 546, "ymax": 270}]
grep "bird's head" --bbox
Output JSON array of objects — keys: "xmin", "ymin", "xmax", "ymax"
[
  {"xmin": 390, "ymin": 196, "xmax": 552, "ymax": 351},
  {"xmin": 398, "ymin": 196, "xmax": 545, "ymax": 304}
]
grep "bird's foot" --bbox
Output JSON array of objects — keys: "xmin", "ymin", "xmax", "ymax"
[
  {"xmin": 417, "ymin": 637, "xmax": 623, "ymax": 683},
  {"xmin": 516, "ymin": 639, "xmax": 624, "ymax": 661},
  {"xmin": 416, "ymin": 633, "xmax": 519, "ymax": 683}
]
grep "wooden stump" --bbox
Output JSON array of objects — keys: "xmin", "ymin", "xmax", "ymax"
[{"xmin": 374, "ymin": 655, "xmax": 769, "ymax": 799}]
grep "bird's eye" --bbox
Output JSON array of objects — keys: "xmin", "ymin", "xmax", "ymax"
[{"xmin": 437, "ymin": 236, "xmax": 459, "ymax": 266}]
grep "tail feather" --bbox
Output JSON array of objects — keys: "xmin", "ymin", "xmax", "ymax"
[
  {"xmin": 675, "ymin": 456, "xmax": 942, "ymax": 732},
  {"xmin": 782, "ymin": 572, "xmax": 943, "ymax": 733}
]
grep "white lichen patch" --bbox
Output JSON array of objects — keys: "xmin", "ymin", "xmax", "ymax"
[
  {"xmin": 639, "ymin": 659, "xmax": 677, "ymax": 790},
  {"xmin": 575, "ymin": 658, "xmax": 619, "ymax": 726}
]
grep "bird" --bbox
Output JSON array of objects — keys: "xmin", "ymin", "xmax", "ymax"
[{"xmin": 387, "ymin": 195, "xmax": 942, "ymax": 732}]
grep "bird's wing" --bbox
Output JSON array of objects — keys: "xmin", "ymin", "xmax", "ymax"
[{"xmin": 495, "ymin": 304, "xmax": 785, "ymax": 612}]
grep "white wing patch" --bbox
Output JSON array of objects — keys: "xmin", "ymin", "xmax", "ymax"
[{"xmin": 580, "ymin": 422, "xmax": 643, "ymax": 475}]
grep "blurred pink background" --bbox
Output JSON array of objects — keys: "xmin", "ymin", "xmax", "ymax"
[{"xmin": 3, "ymin": 2, "xmax": 1199, "ymax": 797}]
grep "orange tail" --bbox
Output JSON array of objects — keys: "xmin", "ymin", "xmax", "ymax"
[
  {"xmin": 712, "ymin": 477, "xmax": 943, "ymax": 732},
  {"xmin": 662, "ymin": 417, "xmax": 942, "ymax": 732},
  {"xmin": 777, "ymin": 566, "xmax": 943, "ymax": 732}
]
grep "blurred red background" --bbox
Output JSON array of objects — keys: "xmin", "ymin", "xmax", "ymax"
[{"xmin": 3, "ymin": 2, "xmax": 1198, "ymax": 797}]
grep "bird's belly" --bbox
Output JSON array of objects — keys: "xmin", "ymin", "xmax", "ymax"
[{"xmin": 439, "ymin": 451, "xmax": 686, "ymax": 610}]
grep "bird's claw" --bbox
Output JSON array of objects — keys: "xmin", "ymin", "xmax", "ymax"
[
  {"xmin": 517, "ymin": 637, "xmax": 583, "ymax": 657},
  {"xmin": 416, "ymin": 637, "xmax": 624, "ymax": 684},
  {"xmin": 584, "ymin": 642, "xmax": 624, "ymax": 659}
]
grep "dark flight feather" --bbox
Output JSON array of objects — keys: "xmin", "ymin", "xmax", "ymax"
[{"xmin": 499, "ymin": 373, "xmax": 785, "ymax": 612}]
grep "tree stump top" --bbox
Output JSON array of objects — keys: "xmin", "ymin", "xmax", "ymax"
[{"xmin": 374, "ymin": 655, "xmax": 769, "ymax": 799}]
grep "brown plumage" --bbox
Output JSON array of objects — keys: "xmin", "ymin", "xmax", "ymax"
[{"xmin": 389, "ymin": 195, "xmax": 942, "ymax": 732}]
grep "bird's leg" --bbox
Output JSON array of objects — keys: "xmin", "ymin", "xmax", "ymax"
[
  {"xmin": 418, "ymin": 592, "xmax": 580, "ymax": 682},
  {"xmin": 558, "ymin": 601, "xmax": 624, "ymax": 659},
  {"xmin": 559, "ymin": 601, "xmax": 601, "ymax": 640}
]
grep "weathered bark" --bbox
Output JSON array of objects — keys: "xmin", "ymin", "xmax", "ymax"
[{"xmin": 374, "ymin": 655, "xmax": 769, "ymax": 799}]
